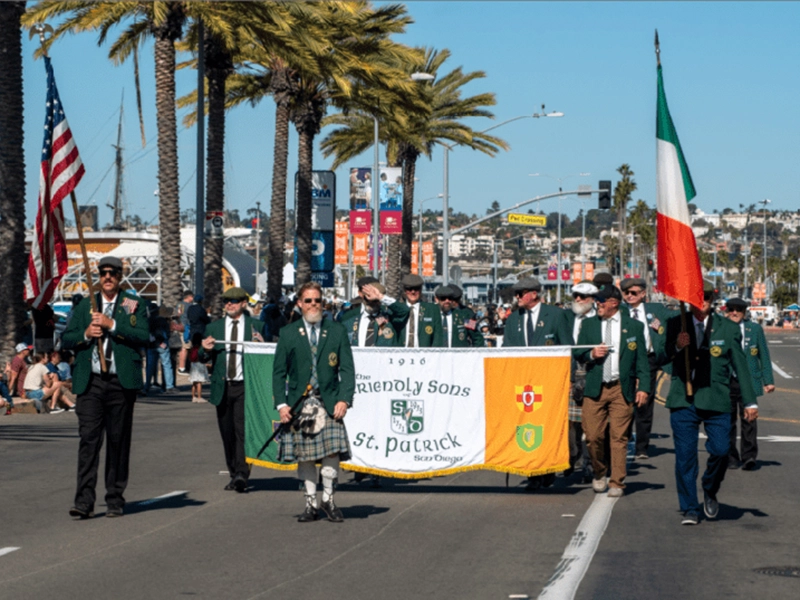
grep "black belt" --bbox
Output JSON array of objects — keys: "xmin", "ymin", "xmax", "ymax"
[
  {"xmin": 602, "ymin": 380, "xmax": 620, "ymax": 387},
  {"xmin": 92, "ymin": 371, "xmax": 118, "ymax": 382},
  {"xmin": 226, "ymin": 380, "xmax": 244, "ymax": 386}
]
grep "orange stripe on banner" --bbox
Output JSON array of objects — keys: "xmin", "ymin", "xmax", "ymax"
[
  {"xmin": 657, "ymin": 213, "xmax": 704, "ymax": 307},
  {"xmin": 483, "ymin": 356, "xmax": 571, "ymax": 476}
]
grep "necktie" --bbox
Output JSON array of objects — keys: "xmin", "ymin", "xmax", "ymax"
[
  {"xmin": 526, "ymin": 310, "xmax": 536, "ymax": 346},
  {"xmin": 632, "ymin": 308, "xmax": 639, "ymax": 321},
  {"xmin": 603, "ymin": 318, "xmax": 613, "ymax": 382},
  {"xmin": 309, "ymin": 325, "xmax": 319, "ymax": 390},
  {"xmin": 364, "ymin": 315, "xmax": 377, "ymax": 347},
  {"xmin": 407, "ymin": 306, "xmax": 416, "ymax": 347},
  {"xmin": 442, "ymin": 314, "xmax": 449, "ymax": 346},
  {"xmin": 228, "ymin": 319, "xmax": 238, "ymax": 379},
  {"xmin": 696, "ymin": 321, "xmax": 705, "ymax": 349},
  {"xmin": 103, "ymin": 301, "xmax": 114, "ymax": 361}
]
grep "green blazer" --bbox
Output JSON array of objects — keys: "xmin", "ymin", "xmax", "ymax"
[
  {"xmin": 200, "ymin": 315, "xmax": 266, "ymax": 406},
  {"xmin": 624, "ymin": 301, "xmax": 678, "ymax": 357},
  {"xmin": 440, "ymin": 308, "xmax": 485, "ymax": 347},
  {"xmin": 396, "ymin": 301, "xmax": 444, "ymax": 347},
  {"xmin": 503, "ymin": 304, "xmax": 574, "ymax": 347},
  {"xmin": 657, "ymin": 313, "xmax": 757, "ymax": 412},
  {"xmin": 272, "ymin": 318, "xmax": 355, "ymax": 416},
  {"xmin": 740, "ymin": 320, "xmax": 774, "ymax": 397},
  {"xmin": 573, "ymin": 314, "xmax": 651, "ymax": 403},
  {"xmin": 62, "ymin": 290, "xmax": 150, "ymax": 394},
  {"xmin": 339, "ymin": 301, "xmax": 409, "ymax": 347}
]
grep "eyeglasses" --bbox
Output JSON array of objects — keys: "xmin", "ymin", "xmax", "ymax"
[
  {"xmin": 623, "ymin": 289, "xmax": 643, "ymax": 296},
  {"xmin": 99, "ymin": 269, "xmax": 120, "ymax": 277},
  {"xmin": 303, "ymin": 298, "xmax": 322, "ymax": 304}
]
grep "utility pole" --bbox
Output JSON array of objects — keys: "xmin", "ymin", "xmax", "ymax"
[{"xmin": 254, "ymin": 201, "xmax": 261, "ymax": 296}]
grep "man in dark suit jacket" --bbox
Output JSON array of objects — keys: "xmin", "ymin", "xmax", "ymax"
[
  {"xmin": 724, "ymin": 297, "xmax": 775, "ymax": 470},
  {"xmin": 658, "ymin": 282, "xmax": 757, "ymax": 525},
  {"xmin": 62, "ymin": 256, "xmax": 150, "ymax": 519},
  {"xmin": 339, "ymin": 276, "xmax": 409, "ymax": 348},
  {"xmin": 573, "ymin": 284, "xmax": 649, "ymax": 497},
  {"xmin": 396, "ymin": 274, "xmax": 444, "ymax": 347},
  {"xmin": 200, "ymin": 287, "xmax": 266, "ymax": 494},
  {"xmin": 274, "ymin": 282, "xmax": 355, "ymax": 522},
  {"xmin": 435, "ymin": 285, "xmax": 485, "ymax": 347},
  {"xmin": 503, "ymin": 277, "xmax": 572, "ymax": 490}
]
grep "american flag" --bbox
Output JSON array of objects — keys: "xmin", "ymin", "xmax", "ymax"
[{"xmin": 24, "ymin": 57, "xmax": 85, "ymax": 309}]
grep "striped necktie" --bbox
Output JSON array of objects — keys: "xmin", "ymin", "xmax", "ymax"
[
  {"xmin": 603, "ymin": 318, "xmax": 613, "ymax": 382},
  {"xmin": 309, "ymin": 325, "xmax": 318, "ymax": 391}
]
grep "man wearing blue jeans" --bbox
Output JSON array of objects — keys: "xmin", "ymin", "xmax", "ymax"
[{"xmin": 658, "ymin": 281, "xmax": 757, "ymax": 525}]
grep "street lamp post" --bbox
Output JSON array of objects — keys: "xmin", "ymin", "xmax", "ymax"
[
  {"xmin": 441, "ymin": 105, "xmax": 564, "ymax": 285},
  {"xmin": 760, "ymin": 198, "xmax": 771, "ymax": 303},
  {"xmin": 529, "ymin": 173, "xmax": 590, "ymax": 303}
]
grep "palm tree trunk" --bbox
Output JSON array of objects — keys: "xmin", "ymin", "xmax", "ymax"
[
  {"xmin": 294, "ymin": 127, "xmax": 314, "ymax": 286},
  {"xmin": 203, "ymin": 59, "xmax": 228, "ymax": 318},
  {"xmin": 0, "ymin": 1, "xmax": 26, "ymax": 364},
  {"xmin": 267, "ymin": 99, "xmax": 290, "ymax": 301},
  {"xmin": 154, "ymin": 35, "xmax": 182, "ymax": 311}
]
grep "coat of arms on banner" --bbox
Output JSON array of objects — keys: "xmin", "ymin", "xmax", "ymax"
[
  {"xmin": 515, "ymin": 384, "xmax": 543, "ymax": 413},
  {"xmin": 391, "ymin": 399, "xmax": 424, "ymax": 434},
  {"xmin": 516, "ymin": 424, "xmax": 543, "ymax": 452}
]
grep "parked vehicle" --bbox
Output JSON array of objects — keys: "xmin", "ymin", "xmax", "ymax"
[{"xmin": 748, "ymin": 305, "xmax": 779, "ymax": 326}]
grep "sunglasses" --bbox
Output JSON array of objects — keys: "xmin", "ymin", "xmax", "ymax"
[
  {"xmin": 405, "ymin": 287, "xmax": 422, "ymax": 292},
  {"xmin": 303, "ymin": 298, "xmax": 322, "ymax": 304},
  {"xmin": 225, "ymin": 299, "xmax": 245, "ymax": 305},
  {"xmin": 573, "ymin": 293, "xmax": 590, "ymax": 300},
  {"xmin": 623, "ymin": 289, "xmax": 643, "ymax": 296},
  {"xmin": 98, "ymin": 269, "xmax": 120, "ymax": 277},
  {"xmin": 727, "ymin": 307, "xmax": 745, "ymax": 313}
]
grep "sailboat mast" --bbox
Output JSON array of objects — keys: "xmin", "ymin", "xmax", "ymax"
[{"xmin": 111, "ymin": 92, "xmax": 125, "ymax": 229}]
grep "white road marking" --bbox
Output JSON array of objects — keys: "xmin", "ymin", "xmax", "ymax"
[
  {"xmin": 772, "ymin": 362, "xmax": 792, "ymax": 379},
  {"xmin": 538, "ymin": 494, "xmax": 618, "ymax": 599},
  {"xmin": 769, "ymin": 340, "xmax": 783, "ymax": 344},
  {"xmin": 135, "ymin": 491, "xmax": 188, "ymax": 507},
  {"xmin": 0, "ymin": 548, "xmax": 20, "ymax": 557},
  {"xmin": 701, "ymin": 432, "xmax": 800, "ymax": 443}
]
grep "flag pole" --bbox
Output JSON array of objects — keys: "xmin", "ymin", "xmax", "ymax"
[
  {"xmin": 656, "ymin": 29, "xmax": 691, "ymax": 396},
  {"xmin": 30, "ymin": 24, "xmax": 107, "ymax": 373}
]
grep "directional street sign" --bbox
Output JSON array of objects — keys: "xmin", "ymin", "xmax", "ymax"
[{"xmin": 508, "ymin": 213, "xmax": 546, "ymax": 227}]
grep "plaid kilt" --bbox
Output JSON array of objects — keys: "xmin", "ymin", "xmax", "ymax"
[
  {"xmin": 278, "ymin": 413, "xmax": 352, "ymax": 463},
  {"xmin": 569, "ymin": 366, "xmax": 587, "ymax": 423}
]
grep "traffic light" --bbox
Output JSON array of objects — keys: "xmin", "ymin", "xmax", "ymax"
[
  {"xmin": 647, "ymin": 258, "xmax": 654, "ymax": 272},
  {"xmin": 598, "ymin": 180, "xmax": 612, "ymax": 209}
]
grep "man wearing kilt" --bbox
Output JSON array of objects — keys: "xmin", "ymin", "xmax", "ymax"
[{"xmin": 273, "ymin": 282, "xmax": 355, "ymax": 523}]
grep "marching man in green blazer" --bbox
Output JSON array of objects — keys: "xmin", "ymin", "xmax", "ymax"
[
  {"xmin": 658, "ymin": 282, "xmax": 757, "ymax": 525},
  {"xmin": 200, "ymin": 287, "xmax": 266, "ymax": 494},
  {"xmin": 397, "ymin": 274, "xmax": 444, "ymax": 347},
  {"xmin": 435, "ymin": 285, "xmax": 485, "ymax": 347},
  {"xmin": 724, "ymin": 297, "xmax": 774, "ymax": 471},
  {"xmin": 573, "ymin": 284, "xmax": 650, "ymax": 498},
  {"xmin": 339, "ymin": 276, "xmax": 409, "ymax": 347},
  {"xmin": 63, "ymin": 256, "xmax": 150, "ymax": 519},
  {"xmin": 274, "ymin": 282, "xmax": 355, "ymax": 523}
]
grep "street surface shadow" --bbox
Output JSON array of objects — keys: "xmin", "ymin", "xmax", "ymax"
[
  {"xmin": 0, "ymin": 424, "xmax": 78, "ymax": 442},
  {"xmin": 648, "ymin": 446, "xmax": 675, "ymax": 458},
  {"xmin": 122, "ymin": 492, "xmax": 206, "ymax": 515},
  {"xmin": 718, "ymin": 504, "xmax": 769, "ymax": 521},
  {"xmin": 341, "ymin": 504, "xmax": 390, "ymax": 519},
  {"xmin": 618, "ymin": 481, "xmax": 666, "ymax": 496},
  {"xmin": 249, "ymin": 477, "xmax": 307, "ymax": 492},
  {"xmin": 750, "ymin": 459, "xmax": 781, "ymax": 470}
]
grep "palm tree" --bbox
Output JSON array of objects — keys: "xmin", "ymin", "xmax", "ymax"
[
  {"xmin": 321, "ymin": 47, "xmax": 507, "ymax": 296},
  {"xmin": 0, "ymin": 1, "xmax": 26, "ymax": 362},
  {"xmin": 613, "ymin": 164, "xmax": 636, "ymax": 275}
]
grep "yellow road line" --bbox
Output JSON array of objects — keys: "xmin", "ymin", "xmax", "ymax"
[
  {"xmin": 760, "ymin": 417, "xmax": 800, "ymax": 425},
  {"xmin": 776, "ymin": 387, "xmax": 800, "ymax": 395}
]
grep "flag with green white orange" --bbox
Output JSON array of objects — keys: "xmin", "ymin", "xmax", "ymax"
[{"xmin": 656, "ymin": 62, "xmax": 704, "ymax": 308}]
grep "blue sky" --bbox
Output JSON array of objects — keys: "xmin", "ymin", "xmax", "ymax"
[{"xmin": 20, "ymin": 1, "xmax": 800, "ymax": 229}]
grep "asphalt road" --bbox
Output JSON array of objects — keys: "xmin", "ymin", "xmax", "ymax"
[{"xmin": 2, "ymin": 330, "xmax": 799, "ymax": 600}]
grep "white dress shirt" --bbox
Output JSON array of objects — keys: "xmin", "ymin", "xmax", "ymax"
[
  {"xmin": 572, "ymin": 307, "xmax": 596, "ymax": 342},
  {"xmin": 91, "ymin": 294, "xmax": 118, "ymax": 375},
  {"xmin": 602, "ymin": 311, "xmax": 622, "ymax": 381},
  {"xmin": 629, "ymin": 304, "xmax": 653, "ymax": 353},
  {"xmin": 524, "ymin": 303, "xmax": 542, "ymax": 346},
  {"xmin": 225, "ymin": 314, "xmax": 245, "ymax": 381}
]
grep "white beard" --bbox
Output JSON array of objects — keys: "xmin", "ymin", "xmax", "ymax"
[
  {"xmin": 305, "ymin": 311, "xmax": 323, "ymax": 324},
  {"xmin": 572, "ymin": 301, "xmax": 593, "ymax": 316}
]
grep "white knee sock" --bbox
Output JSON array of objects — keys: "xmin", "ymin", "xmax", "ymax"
[
  {"xmin": 297, "ymin": 461, "xmax": 318, "ymax": 507},
  {"xmin": 320, "ymin": 456, "xmax": 339, "ymax": 503}
]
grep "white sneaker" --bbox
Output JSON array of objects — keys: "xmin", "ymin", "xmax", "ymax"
[
  {"xmin": 50, "ymin": 408, "xmax": 65, "ymax": 415},
  {"xmin": 592, "ymin": 478, "xmax": 608, "ymax": 493},
  {"xmin": 608, "ymin": 487, "xmax": 623, "ymax": 498}
]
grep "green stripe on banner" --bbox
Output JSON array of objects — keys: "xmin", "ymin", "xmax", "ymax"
[{"xmin": 244, "ymin": 351, "xmax": 295, "ymax": 470}]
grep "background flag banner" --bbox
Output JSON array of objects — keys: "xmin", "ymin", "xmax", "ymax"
[
  {"xmin": 244, "ymin": 345, "xmax": 570, "ymax": 478},
  {"xmin": 655, "ymin": 62, "xmax": 703, "ymax": 308}
]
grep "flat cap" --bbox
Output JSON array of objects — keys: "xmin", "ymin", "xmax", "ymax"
[
  {"xmin": 449, "ymin": 283, "xmax": 464, "ymax": 300},
  {"xmin": 594, "ymin": 285, "xmax": 622, "ymax": 302},
  {"xmin": 98, "ymin": 256, "xmax": 123, "ymax": 271},
  {"xmin": 357, "ymin": 276, "xmax": 380, "ymax": 289},
  {"xmin": 401, "ymin": 274, "xmax": 424, "ymax": 288},
  {"xmin": 512, "ymin": 277, "xmax": 541, "ymax": 292},
  {"xmin": 703, "ymin": 280, "xmax": 717, "ymax": 294},
  {"xmin": 434, "ymin": 285, "xmax": 457, "ymax": 300},
  {"xmin": 572, "ymin": 281, "xmax": 599, "ymax": 296},
  {"xmin": 726, "ymin": 297, "xmax": 748, "ymax": 311},
  {"xmin": 221, "ymin": 286, "xmax": 248, "ymax": 302},
  {"xmin": 592, "ymin": 272, "xmax": 614, "ymax": 286},
  {"xmin": 620, "ymin": 277, "xmax": 646, "ymax": 291}
]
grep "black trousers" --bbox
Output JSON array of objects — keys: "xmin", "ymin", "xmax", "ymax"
[
  {"xmin": 633, "ymin": 354, "xmax": 659, "ymax": 455},
  {"xmin": 216, "ymin": 381, "xmax": 248, "ymax": 479},
  {"xmin": 729, "ymin": 377, "xmax": 758, "ymax": 463},
  {"xmin": 74, "ymin": 374, "xmax": 137, "ymax": 511}
]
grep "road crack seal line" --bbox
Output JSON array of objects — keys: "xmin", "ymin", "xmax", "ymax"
[{"xmin": 246, "ymin": 473, "xmax": 466, "ymax": 600}]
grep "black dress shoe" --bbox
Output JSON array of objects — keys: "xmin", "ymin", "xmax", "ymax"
[
  {"xmin": 106, "ymin": 506, "xmax": 124, "ymax": 518},
  {"xmin": 742, "ymin": 458, "xmax": 757, "ymax": 471},
  {"xmin": 224, "ymin": 479, "xmax": 236, "ymax": 491},
  {"xmin": 525, "ymin": 476, "xmax": 542, "ymax": 492},
  {"xmin": 297, "ymin": 503, "xmax": 320, "ymax": 523},
  {"xmin": 233, "ymin": 475, "xmax": 248, "ymax": 493},
  {"xmin": 69, "ymin": 506, "xmax": 94, "ymax": 520},
  {"xmin": 728, "ymin": 458, "xmax": 742, "ymax": 470},
  {"xmin": 703, "ymin": 491, "xmax": 719, "ymax": 519},
  {"xmin": 541, "ymin": 473, "xmax": 556, "ymax": 488},
  {"xmin": 321, "ymin": 499, "xmax": 344, "ymax": 523}
]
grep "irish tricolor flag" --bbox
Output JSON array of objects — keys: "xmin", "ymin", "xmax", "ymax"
[{"xmin": 656, "ymin": 63, "xmax": 704, "ymax": 308}]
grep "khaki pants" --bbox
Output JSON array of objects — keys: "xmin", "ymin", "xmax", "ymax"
[{"xmin": 582, "ymin": 382, "xmax": 633, "ymax": 489}]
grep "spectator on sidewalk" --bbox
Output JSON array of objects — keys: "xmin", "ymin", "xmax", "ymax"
[
  {"xmin": 188, "ymin": 333, "xmax": 208, "ymax": 403},
  {"xmin": 2, "ymin": 362, "xmax": 15, "ymax": 414},
  {"xmin": 9, "ymin": 343, "xmax": 32, "ymax": 400},
  {"xmin": 176, "ymin": 290, "xmax": 194, "ymax": 373},
  {"xmin": 49, "ymin": 350, "xmax": 77, "ymax": 406},
  {"xmin": 24, "ymin": 352, "xmax": 70, "ymax": 413}
]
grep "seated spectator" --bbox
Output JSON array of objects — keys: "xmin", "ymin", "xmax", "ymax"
[
  {"xmin": 49, "ymin": 350, "xmax": 76, "ymax": 405},
  {"xmin": 23, "ymin": 352, "xmax": 72, "ymax": 413},
  {"xmin": 1, "ymin": 362, "xmax": 15, "ymax": 414},
  {"xmin": 8, "ymin": 343, "xmax": 32, "ymax": 400}
]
